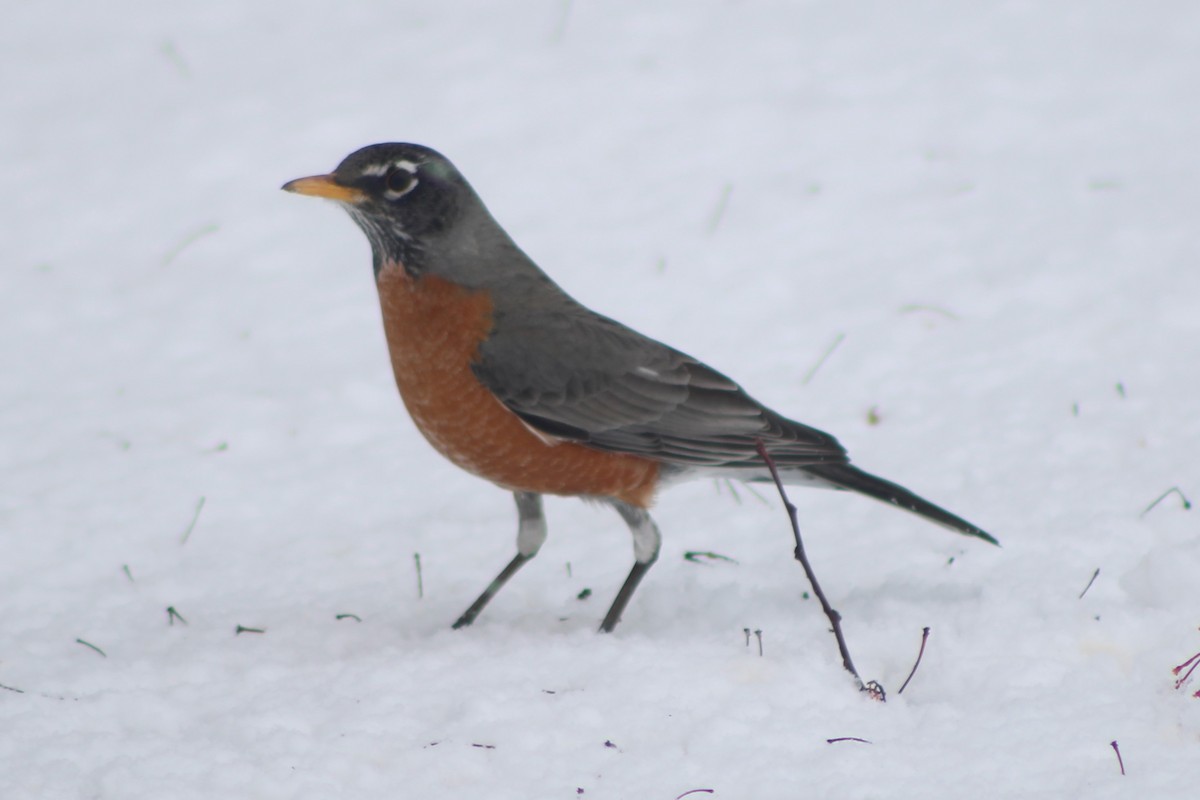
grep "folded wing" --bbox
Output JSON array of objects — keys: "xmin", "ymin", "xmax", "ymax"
[{"xmin": 472, "ymin": 305, "xmax": 847, "ymax": 470}]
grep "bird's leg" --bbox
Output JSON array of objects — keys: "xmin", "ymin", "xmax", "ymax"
[
  {"xmin": 598, "ymin": 501, "xmax": 662, "ymax": 633},
  {"xmin": 452, "ymin": 492, "xmax": 546, "ymax": 629}
]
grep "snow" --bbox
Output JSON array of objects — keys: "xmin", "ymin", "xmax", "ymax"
[{"xmin": 3, "ymin": 1, "xmax": 1199, "ymax": 797}]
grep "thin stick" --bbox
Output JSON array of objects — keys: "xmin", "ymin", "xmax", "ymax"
[
  {"xmin": 166, "ymin": 606, "xmax": 188, "ymax": 626},
  {"xmin": 413, "ymin": 552, "xmax": 424, "ymax": 599},
  {"xmin": 1110, "ymin": 741, "xmax": 1125, "ymax": 775},
  {"xmin": 1173, "ymin": 657, "xmax": 1199, "ymax": 690},
  {"xmin": 75, "ymin": 638, "xmax": 106, "ymax": 657},
  {"xmin": 826, "ymin": 737, "xmax": 872, "ymax": 745},
  {"xmin": 683, "ymin": 551, "xmax": 738, "ymax": 565},
  {"xmin": 801, "ymin": 332, "xmax": 845, "ymax": 386},
  {"xmin": 675, "ymin": 791, "xmax": 715, "ymax": 799},
  {"xmin": 754, "ymin": 439, "xmax": 866, "ymax": 690},
  {"xmin": 754, "ymin": 629, "xmax": 763, "ymax": 657},
  {"xmin": 1139, "ymin": 486, "xmax": 1191, "ymax": 518},
  {"xmin": 1173, "ymin": 641, "xmax": 1200, "ymax": 690},
  {"xmin": 1078, "ymin": 568, "xmax": 1100, "ymax": 599},
  {"xmin": 180, "ymin": 496, "xmax": 206, "ymax": 544},
  {"xmin": 897, "ymin": 627, "xmax": 931, "ymax": 695}
]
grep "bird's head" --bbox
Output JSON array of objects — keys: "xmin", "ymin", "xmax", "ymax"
[{"xmin": 284, "ymin": 143, "xmax": 498, "ymax": 278}]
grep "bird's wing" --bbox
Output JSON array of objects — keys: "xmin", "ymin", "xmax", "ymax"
[{"xmin": 472, "ymin": 305, "xmax": 848, "ymax": 469}]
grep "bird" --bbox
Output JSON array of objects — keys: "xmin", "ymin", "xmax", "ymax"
[{"xmin": 283, "ymin": 143, "xmax": 996, "ymax": 633}]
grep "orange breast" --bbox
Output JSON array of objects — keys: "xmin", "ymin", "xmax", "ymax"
[{"xmin": 375, "ymin": 264, "xmax": 660, "ymax": 508}]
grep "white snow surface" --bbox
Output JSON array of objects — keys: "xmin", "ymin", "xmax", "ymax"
[{"xmin": 3, "ymin": 2, "xmax": 1199, "ymax": 797}]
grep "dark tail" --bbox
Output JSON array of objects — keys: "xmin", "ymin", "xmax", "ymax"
[{"xmin": 802, "ymin": 463, "xmax": 998, "ymax": 545}]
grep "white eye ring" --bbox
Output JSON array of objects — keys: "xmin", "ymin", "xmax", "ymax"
[{"xmin": 383, "ymin": 164, "xmax": 419, "ymax": 199}]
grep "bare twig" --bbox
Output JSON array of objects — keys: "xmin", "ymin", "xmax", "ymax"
[
  {"xmin": 336, "ymin": 613, "xmax": 362, "ymax": 622},
  {"xmin": 1110, "ymin": 740, "xmax": 1125, "ymax": 775},
  {"xmin": 234, "ymin": 625, "xmax": 265, "ymax": 635},
  {"xmin": 675, "ymin": 790, "xmax": 715, "ymax": 799},
  {"xmin": 1139, "ymin": 487, "xmax": 1191, "ymax": 518},
  {"xmin": 1078, "ymin": 568, "xmax": 1100, "ymax": 599},
  {"xmin": 413, "ymin": 552, "xmax": 424, "ymax": 599},
  {"xmin": 754, "ymin": 629, "xmax": 763, "ymax": 657},
  {"xmin": 1173, "ymin": 659, "xmax": 1200, "ymax": 692},
  {"xmin": 897, "ymin": 627, "xmax": 931, "ymax": 695},
  {"xmin": 1173, "ymin": 635, "xmax": 1200, "ymax": 692},
  {"xmin": 801, "ymin": 332, "xmax": 845, "ymax": 386},
  {"xmin": 826, "ymin": 737, "xmax": 872, "ymax": 745},
  {"xmin": 754, "ymin": 439, "xmax": 871, "ymax": 694},
  {"xmin": 166, "ymin": 606, "xmax": 188, "ymax": 626}
]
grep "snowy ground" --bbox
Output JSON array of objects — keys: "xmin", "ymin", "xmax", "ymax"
[{"xmin": 3, "ymin": 1, "xmax": 1199, "ymax": 797}]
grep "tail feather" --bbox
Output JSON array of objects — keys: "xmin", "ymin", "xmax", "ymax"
[{"xmin": 800, "ymin": 463, "xmax": 997, "ymax": 545}]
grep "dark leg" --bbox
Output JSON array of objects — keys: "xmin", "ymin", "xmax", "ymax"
[
  {"xmin": 452, "ymin": 492, "xmax": 546, "ymax": 629},
  {"xmin": 598, "ymin": 502, "xmax": 662, "ymax": 633},
  {"xmin": 452, "ymin": 552, "xmax": 533, "ymax": 629}
]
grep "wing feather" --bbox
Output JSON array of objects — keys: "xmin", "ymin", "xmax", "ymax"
[{"xmin": 473, "ymin": 306, "xmax": 847, "ymax": 469}]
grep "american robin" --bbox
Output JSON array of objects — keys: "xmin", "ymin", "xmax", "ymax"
[{"xmin": 283, "ymin": 143, "xmax": 996, "ymax": 633}]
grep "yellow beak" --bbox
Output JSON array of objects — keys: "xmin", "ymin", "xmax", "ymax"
[{"xmin": 281, "ymin": 174, "xmax": 366, "ymax": 204}]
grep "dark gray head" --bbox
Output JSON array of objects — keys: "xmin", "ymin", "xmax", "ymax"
[{"xmin": 284, "ymin": 142, "xmax": 524, "ymax": 282}]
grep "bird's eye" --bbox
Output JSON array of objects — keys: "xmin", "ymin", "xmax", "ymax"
[{"xmin": 385, "ymin": 167, "xmax": 416, "ymax": 195}]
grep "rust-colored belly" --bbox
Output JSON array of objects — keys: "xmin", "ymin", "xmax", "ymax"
[{"xmin": 375, "ymin": 265, "xmax": 659, "ymax": 508}]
